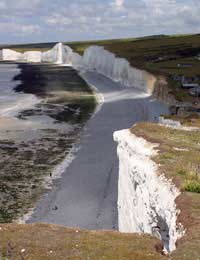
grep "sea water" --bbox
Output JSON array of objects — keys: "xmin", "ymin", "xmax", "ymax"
[{"xmin": 0, "ymin": 63, "xmax": 40, "ymax": 118}]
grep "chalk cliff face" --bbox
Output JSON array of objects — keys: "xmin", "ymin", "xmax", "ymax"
[
  {"xmin": 41, "ymin": 43, "xmax": 71, "ymax": 64},
  {"xmin": 21, "ymin": 51, "xmax": 42, "ymax": 63},
  {"xmin": 0, "ymin": 43, "xmax": 157, "ymax": 94},
  {"xmin": 0, "ymin": 49, "xmax": 22, "ymax": 61},
  {"xmin": 113, "ymin": 129, "xmax": 183, "ymax": 253},
  {"xmin": 41, "ymin": 43, "xmax": 67, "ymax": 64},
  {"xmin": 40, "ymin": 43, "xmax": 81, "ymax": 66},
  {"xmin": 0, "ymin": 43, "xmax": 81, "ymax": 66},
  {"xmin": 82, "ymin": 46, "xmax": 156, "ymax": 94}
]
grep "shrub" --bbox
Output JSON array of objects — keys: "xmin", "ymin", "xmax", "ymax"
[
  {"xmin": 184, "ymin": 180, "xmax": 200, "ymax": 193},
  {"xmin": 177, "ymin": 169, "xmax": 187, "ymax": 176}
]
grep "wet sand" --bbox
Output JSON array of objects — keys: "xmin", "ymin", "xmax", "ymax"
[{"xmin": 28, "ymin": 71, "xmax": 168, "ymax": 230}]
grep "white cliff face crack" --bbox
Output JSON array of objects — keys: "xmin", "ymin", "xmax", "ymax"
[{"xmin": 113, "ymin": 129, "xmax": 184, "ymax": 253}]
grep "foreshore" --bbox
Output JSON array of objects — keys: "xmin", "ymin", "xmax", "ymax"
[{"xmin": 0, "ymin": 63, "xmax": 96, "ymax": 223}]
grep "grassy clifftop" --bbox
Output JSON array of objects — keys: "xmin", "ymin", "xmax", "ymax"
[{"xmin": 0, "ymin": 223, "xmax": 165, "ymax": 260}]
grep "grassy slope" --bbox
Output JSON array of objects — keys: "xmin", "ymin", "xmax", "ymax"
[
  {"xmin": 68, "ymin": 34, "xmax": 200, "ymax": 72},
  {"xmin": 0, "ymin": 224, "xmax": 165, "ymax": 260},
  {"xmin": 131, "ymin": 123, "xmax": 200, "ymax": 260}
]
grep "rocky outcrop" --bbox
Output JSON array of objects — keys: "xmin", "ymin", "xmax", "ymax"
[{"xmin": 152, "ymin": 75, "xmax": 177, "ymax": 105}]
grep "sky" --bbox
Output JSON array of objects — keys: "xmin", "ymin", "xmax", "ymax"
[{"xmin": 0, "ymin": 0, "xmax": 199, "ymax": 44}]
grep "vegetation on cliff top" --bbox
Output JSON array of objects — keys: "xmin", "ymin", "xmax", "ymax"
[
  {"xmin": 0, "ymin": 223, "xmax": 165, "ymax": 260},
  {"xmin": 131, "ymin": 122, "xmax": 200, "ymax": 193}
]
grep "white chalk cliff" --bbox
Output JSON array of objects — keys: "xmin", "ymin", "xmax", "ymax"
[
  {"xmin": 21, "ymin": 51, "xmax": 42, "ymax": 63},
  {"xmin": 114, "ymin": 129, "xmax": 183, "ymax": 253},
  {"xmin": 0, "ymin": 49, "xmax": 22, "ymax": 61},
  {"xmin": 0, "ymin": 43, "xmax": 156, "ymax": 93},
  {"xmin": 42, "ymin": 43, "xmax": 66, "ymax": 64},
  {"xmin": 41, "ymin": 43, "xmax": 81, "ymax": 66},
  {"xmin": 0, "ymin": 43, "xmax": 81, "ymax": 67},
  {"xmin": 82, "ymin": 46, "xmax": 156, "ymax": 94}
]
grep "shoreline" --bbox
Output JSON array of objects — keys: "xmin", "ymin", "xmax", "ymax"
[{"xmin": 17, "ymin": 66, "xmax": 102, "ymax": 224}]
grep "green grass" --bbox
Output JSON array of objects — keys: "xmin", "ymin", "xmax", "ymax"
[
  {"xmin": 0, "ymin": 223, "xmax": 165, "ymax": 260},
  {"xmin": 131, "ymin": 122, "xmax": 200, "ymax": 193},
  {"xmin": 184, "ymin": 180, "xmax": 200, "ymax": 193},
  {"xmin": 68, "ymin": 34, "xmax": 200, "ymax": 70}
]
